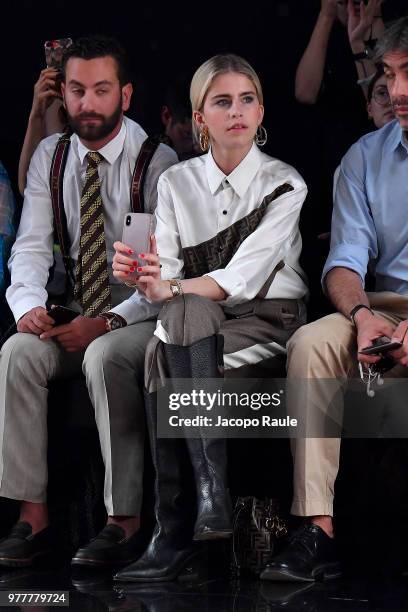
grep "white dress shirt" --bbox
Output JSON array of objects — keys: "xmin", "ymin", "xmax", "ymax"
[
  {"xmin": 7, "ymin": 116, "xmax": 177, "ymax": 323},
  {"xmin": 155, "ymin": 143, "xmax": 308, "ymax": 307}
]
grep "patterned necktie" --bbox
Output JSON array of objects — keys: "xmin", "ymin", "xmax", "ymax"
[{"xmin": 73, "ymin": 151, "xmax": 112, "ymax": 316}]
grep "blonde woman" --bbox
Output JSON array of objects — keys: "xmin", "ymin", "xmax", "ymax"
[{"xmin": 113, "ymin": 54, "xmax": 308, "ymax": 582}]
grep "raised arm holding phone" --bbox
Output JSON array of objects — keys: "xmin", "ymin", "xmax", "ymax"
[{"xmin": 17, "ymin": 39, "xmax": 72, "ymax": 195}]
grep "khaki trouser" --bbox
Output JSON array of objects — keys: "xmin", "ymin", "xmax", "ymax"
[
  {"xmin": 0, "ymin": 317, "xmax": 156, "ymax": 516},
  {"xmin": 287, "ymin": 292, "xmax": 408, "ymax": 517}
]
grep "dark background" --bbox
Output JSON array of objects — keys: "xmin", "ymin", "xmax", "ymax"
[
  {"xmin": 0, "ymin": 0, "xmax": 405, "ymax": 188},
  {"xmin": 1, "ymin": 0, "xmax": 407, "ymax": 279}
]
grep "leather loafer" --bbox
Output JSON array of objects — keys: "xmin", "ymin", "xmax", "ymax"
[
  {"xmin": 0, "ymin": 522, "xmax": 53, "ymax": 568},
  {"xmin": 71, "ymin": 525, "xmax": 143, "ymax": 568},
  {"xmin": 260, "ymin": 523, "xmax": 341, "ymax": 582}
]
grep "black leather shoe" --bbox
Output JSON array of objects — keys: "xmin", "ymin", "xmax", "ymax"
[
  {"xmin": 114, "ymin": 391, "xmax": 198, "ymax": 583},
  {"xmin": 114, "ymin": 546, "xmax": 204, "ymax": 583},
  {"xmin": 0, "ymin": 522, "xmax": 53, "ymax": 568},
  {"xmin": 71, "ymin": 525, "xmax": 143, "ymax": 568},
  {"xmin": 260, "ymin": 524, "xmax": 341, "ymax": 582}
]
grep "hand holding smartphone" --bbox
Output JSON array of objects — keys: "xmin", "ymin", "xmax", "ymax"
[
  {"xmin": 359, "ymin": 336, "xmax": 402, "ymax": 356},
  {"xmin": 121, "ymin": 213, "xmax": 154, "ymax": 280},
  {"xmin": 47, "ymin": 305, "xmax": 79, "ymax": 325}
]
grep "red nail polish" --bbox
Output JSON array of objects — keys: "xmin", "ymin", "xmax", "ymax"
[
  {"xmin": 128, "ymin": 249, "xmax": 133, "ymax": 254},
  {"xmin": 133, "ymin": 261, "xmax": 138, "ymax": 266},
  {"xmin": 137, "ymin": 267, "xmax": 143, "ymax": 272},
  {"xmin": 125, "ymin": 271, "xmax": 129, "ymax": 275},
  {"xmin": 130, "ymin": 267, "xmax": 135, "ymax": 272},
  {"xmin": 139, "ymin": 253, "xmax": 145, "ymax": 259}
]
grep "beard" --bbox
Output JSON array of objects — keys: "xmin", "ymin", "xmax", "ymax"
[{"xmin": 67, "ymin": 98, "xmax": 123, "ymax": 142}]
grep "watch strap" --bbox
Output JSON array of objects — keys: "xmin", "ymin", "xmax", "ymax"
[
  {"xmin": 349, "ymin": 304, "xmax": 374, "ymax": 325},
  {"xmin": 99, "ymin": 312, "xmax": 127, "ymax": 332}
]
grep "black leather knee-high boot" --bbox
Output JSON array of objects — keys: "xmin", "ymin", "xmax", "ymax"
[
  {"xmin": 163, "ymin": 336, "xmax": 232, "ymax": 541},
  {"xmin": 114, "ymin": 391, "xmax": 201, "ymax": 582}
]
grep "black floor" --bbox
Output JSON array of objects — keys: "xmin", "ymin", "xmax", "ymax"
[{"xmin": 1, "ymin": 558, "xmax": 408, "ymax": 611}]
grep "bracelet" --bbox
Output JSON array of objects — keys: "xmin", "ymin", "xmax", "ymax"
[{"xmin": 349, "ymin": 304, "xmax": 374, "ymax": 325}]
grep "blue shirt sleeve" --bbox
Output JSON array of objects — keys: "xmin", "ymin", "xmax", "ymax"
[
  {"xmin": 0, "ymin": 161, "xmax": 16, "ymax": 296},
  {"xmin": 322, "ymin": 139, "xmax": 378, "ymax": 289}
]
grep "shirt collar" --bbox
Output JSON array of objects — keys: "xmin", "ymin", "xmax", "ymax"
[
  {"xmin": 386, "ymin": 119, "xmax": 408, "ymax": 154},
  {"xmin": 75, "ymin": 118, "xmax": 127, "ymax": 165},
  {"xmin": 205, "ymin": 143, "xmax": 263, "ymax": 198}
]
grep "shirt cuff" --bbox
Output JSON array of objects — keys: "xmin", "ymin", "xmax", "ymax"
[
  {"xmin": 10, "ymin": 296, "xmax": 46, "ymax": 324},
  {"xmin": 321, "ymin": 243, "xmax": 369, "ymax": 291},
  {"xmin": 110, "ymin": 293, "xmax": 161, "ymax": 325},
  {"xmin": 205, "ymin": 269, "xmax": 246, "ymax": 306}
]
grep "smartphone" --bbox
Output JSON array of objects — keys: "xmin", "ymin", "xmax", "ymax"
[
  {"xmin": 44, "ymin": 38, "xmax": 73, "ymax": 69},
  {"xmin": 121, "ymin": 213, "xmax": 154, "ymax": 279},
  {"xmin": 47, "ymin": 305, "xmax": 79, "ymax": 325},
  {"xmin": 360, "ymin": 340, "xmax": 402, "ymax": 356}
]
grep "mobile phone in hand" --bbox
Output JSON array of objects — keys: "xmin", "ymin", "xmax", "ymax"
[
  {"xmin": 360, "ymin": 337, "xmax": 402, "ymax": 356},
  {"xmin": 121, "ymin": 213, "xmax": 154, "ymax": 280},
  {"xmin": 44, "ymin": 38, "xmax": 73, "ymax": 69},
  {"xmin": 47, "ymin": 305, "xmax": 79, "ymax": 325}
]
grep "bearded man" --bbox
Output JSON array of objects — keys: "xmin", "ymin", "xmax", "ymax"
[{"xmin": 0, "ymin": 35, "xmax": 176, "ymax": 568}]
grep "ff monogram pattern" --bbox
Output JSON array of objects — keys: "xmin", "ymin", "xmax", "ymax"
[{"xmin": 182, "ymin": 183, "xmax": 294, "ymax": 279}]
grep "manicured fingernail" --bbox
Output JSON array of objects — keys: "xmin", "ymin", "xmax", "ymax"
[
  {"xmin": 139, "ymin": 253, "xmax": 145, "ymax": 258},
  {"xmin": 128, "ymin": 249, "xmax": 134, "ymax": 254},
  {"xmin": 137, "ymin": 267, "xmax": 143, "ymax": 272},
  {"xmin": 130, "ymin": 267, "xmax": 135, "ymax": 272},
  {"xmin": 133, "ymin": 261, "xmax": 138, "ymax": 266},
  {"xmin": 125, "ymin": 271, "xmax": 129, "ymax": 275}
]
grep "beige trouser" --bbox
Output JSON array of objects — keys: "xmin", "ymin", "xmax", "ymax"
[
  {"xmin": 0, "ymin": 320, "xmax": 156, "ymax": 516},
  {"xmin": 287, "ymin": 292, "xmax": 408, "ymax": 517}
]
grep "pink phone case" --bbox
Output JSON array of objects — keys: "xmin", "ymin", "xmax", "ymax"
[{"xmin": 122, "ymin": 213, "xmax": 154, "ymax": 279}]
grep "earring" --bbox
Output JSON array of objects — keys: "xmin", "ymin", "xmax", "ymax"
[
  {"xmin": 255, "ymin": 124, "xmax": 268, "ymax": 147},
  {"xmin": 199, "ymin": 126, "xmax": 209, "ymax": 152}
]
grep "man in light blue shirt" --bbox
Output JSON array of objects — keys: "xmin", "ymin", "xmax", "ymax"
[{"xmin": 263, "ymin": 16, "xmax": 408, "ymax": 583}]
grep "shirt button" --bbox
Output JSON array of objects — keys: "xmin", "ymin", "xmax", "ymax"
[{"xmin": 223, "ymin": 210, "xmax": 228, "ymax": 215}]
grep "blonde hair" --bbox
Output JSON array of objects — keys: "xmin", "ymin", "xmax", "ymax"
[{"xmin": 190, "ymin": 54, "xmax": 264, "ymax": 144}]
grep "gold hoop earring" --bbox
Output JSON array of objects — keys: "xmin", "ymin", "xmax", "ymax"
[
  {"xmin": 199, "ymin": 126, "xmax": 209, "ymax": 152},
  {"xmin": 255, "ymin": 124, "xmax": 267, "ymax": 147}
]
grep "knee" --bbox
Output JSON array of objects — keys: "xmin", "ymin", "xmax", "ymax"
[
  {"xmin": 287, "ymin": 324, "xmax": 317, "ymax": 358},
  {"xmin": 1, "ymin": 333, "xmax": 49, "ymax": 376},
  {"xmin": 287, "ymin": 316, "xmax": 349, "ymax": 363},
  {"xmin": 160, "ymin": 294, "xmax": 221, "ymax": 345},
  {"xmin": 162, "ymin": 293, "xmax": 208, "ymax": 321},
  {"xmin": 83, "ymin": 333, "xmax": 144, "ymax": 380}
]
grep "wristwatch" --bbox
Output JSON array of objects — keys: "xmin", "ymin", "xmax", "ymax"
[
  {"xmin": 349, "ymin": 304, "xmax": 374, "ymax": 325},
  {"xmin": 169, "ymin": 279, "xmax": 183, "ymax": 298},
  {"xmin": 99, "ymin": 312, "xmax": 127, "ymax": 332}
]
